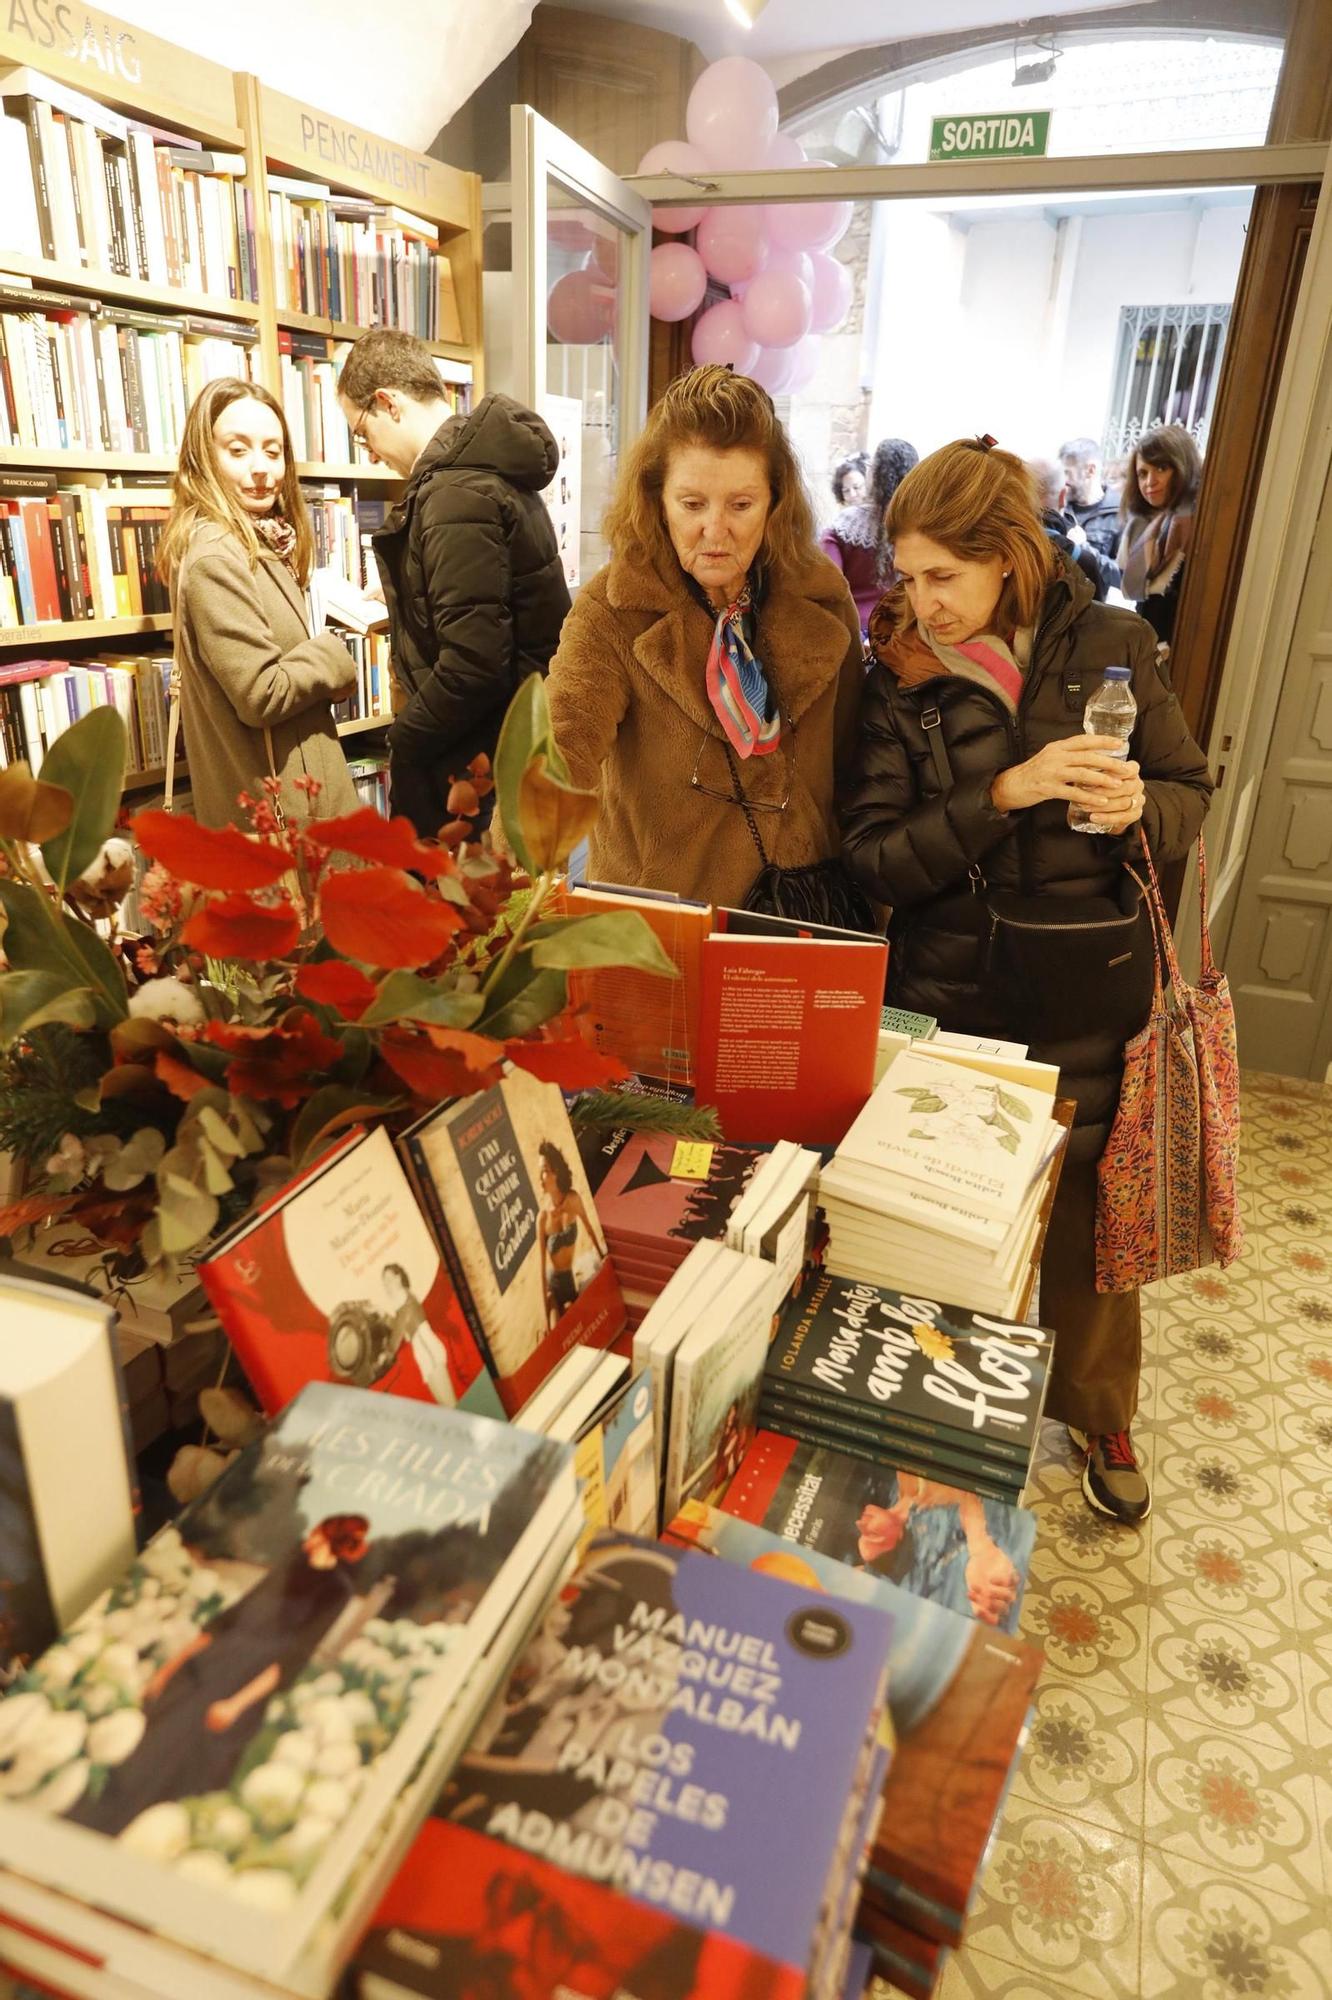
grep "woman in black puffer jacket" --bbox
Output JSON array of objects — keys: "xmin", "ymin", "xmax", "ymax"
[{"xmin": 842, "ymin": 438, "xmax": 1213, "ymax": 1526}]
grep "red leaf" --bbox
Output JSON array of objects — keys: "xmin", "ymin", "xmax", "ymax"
[
  {"xmin": 416, "ymin": 1024, "xmax": 507, "ymax": 1069},
  {"xmin": 319, "ymin": 867, "xmax": 463, "ymax": 970},
  {"xmin": 182, "ymin": 893, "xmax": 301, "ymax": 961},
  {"xmin": 0, "ymin": 1193, "xmax": 78, "ymax": 1235},
  {"xmin": 294, "ymin": 959, "xmax": 378, "ymax": 1020},
  {"xmin": 506, "ymin": 1034, "xmax": 629, "ymax": 1090},
  {"xmin": 311, "ymin": 807, "xmax": 457, "ymax": 879},
  {"xmin": 223, "ymin": 1011, "xmax": 344, "ymax": 1107},
  {"xmin": 154, "ymin": 1049, "xmax": 214, "ymax": 1101},
  {"xmin": 380, "ymin": 1029, "xmax": 504, "ymax": 1102},
  {"xmin": 131, "ymin": 810, "xmax": 290, "ymax": 890}
]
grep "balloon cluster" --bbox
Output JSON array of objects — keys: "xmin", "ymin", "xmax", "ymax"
[{"xmin": 642, "ymin": 57, "xmax": 853, "ymax": 396}]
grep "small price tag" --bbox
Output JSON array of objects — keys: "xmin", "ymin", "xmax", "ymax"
[{"xmin": 669, "ymin": 1141, "xmax": 715, "ymax": 1180}]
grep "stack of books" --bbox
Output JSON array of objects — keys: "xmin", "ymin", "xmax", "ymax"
[
  {"xmin": 383, "ymin": 1528, "xmax": 897, "ymax": 2000},
  {"xmin": 0, "ymin": 472, "xmax": 175, "ymax": 629},
  {"xmin": 819, "ymin": 1047, "xmax": 1069, "ymax": 1318},
  {"xmin": 723, "ymin": 1136, "xmax": 821, "ymax": 1301},
  {"xmin": 759, "ymin": 1270, "xmax": 1054, "ymax": 1503},
  {"xmin": 585, "ymin": 1129, "xmax": 767, "ymax": 1327},
  {"xmin": 514, "ymin": 1347, "xmax": 657, "ymax": 1553},
  {"xmin": 0, "ymin": 651, "xmax": 173, "ymax": 777},
  {"xmin": 345, "ymin": 749, "xmax": 390, "ymax": 814}
]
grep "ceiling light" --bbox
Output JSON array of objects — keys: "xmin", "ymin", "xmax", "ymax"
[
  {"xmin": 1012, "ymin": 37, "xmax": 1061, "ymax": 88},
  {"xmin": 724, "ymin": 0, "xmax": 769, "ymax": 27}
]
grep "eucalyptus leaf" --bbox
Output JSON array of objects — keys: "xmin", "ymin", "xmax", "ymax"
[
  {"xmin": 473, "ymin": 950, "xmax": 568, "ymax": 1040},
  {"xmin": 358, "ymin": 970, "xmax": 487, "ymax": 1030},
  {"xmin": 528, "ymin": 910, "xmax": 679, "ymax": 978},
  {"xmin": 156, "ymin": 1168, "xmax": 219, "ymax": 1256},
  {"xmin": 100, "ymin": 1127, "xmax": 166, "ymax": 1192},
  {"xmin": 0, "ymin": 879, "xmax": 128, "ymax": 1025},
  {"xmin": 38, "ymin": 708, "xmax": 128, "ymax": 891},
  {"xmin": 0, "ymin": 969, "xmax": 95, "ymax": 1047},
  {"xmin": 491, "ymin": 673, "xmax": 550, "ymax": 876},
  {"xmin": 290, "ymin": 1085, "xmax": 402, "ymax": 1168}
]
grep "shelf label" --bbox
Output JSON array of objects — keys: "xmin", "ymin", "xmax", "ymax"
[{"xmin": 929, "ymin": 111, "xmax": 1051, "ymax": 162}]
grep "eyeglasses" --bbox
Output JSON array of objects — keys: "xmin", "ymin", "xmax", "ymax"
[
  {"xmin": 349, "ymin": 394, "xmax": 376, "ymax": 451},
  {"xmin": 690, "ymin": 715, "xmax": 794, "ymax": 812}
]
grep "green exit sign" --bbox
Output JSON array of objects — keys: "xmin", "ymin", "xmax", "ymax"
[{"xmin": 929, "ymin": 111, "xmax": 1051, "ymax": 162}]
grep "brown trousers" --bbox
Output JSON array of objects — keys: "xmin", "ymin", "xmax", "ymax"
[{"xmin": 1038, "ymin": 1155, "xmax": 1141, "ymax": 1434}]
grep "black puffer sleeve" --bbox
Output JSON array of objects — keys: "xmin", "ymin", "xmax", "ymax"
[{"xmin": 388, "ymin": 475, "xmax": 512, "ymax": 760}]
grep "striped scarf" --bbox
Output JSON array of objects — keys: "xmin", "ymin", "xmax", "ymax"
[
  {"xmin": 705, "ymin": 586, "xmax": 780, "ymax": 758},
  {"xmin": 922, "ymin": 628, "xmax": 1025, "ymax": 714}
]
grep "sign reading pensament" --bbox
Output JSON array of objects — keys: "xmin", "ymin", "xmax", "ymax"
[{"xmin": 929, "ymin": 111, "xmax": 1051, "ymax": 163}]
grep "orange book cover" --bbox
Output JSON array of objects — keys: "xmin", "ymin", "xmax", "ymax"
[{"xmin": 565, "ymin": 881, "xmax": 712, "ymax": 1087}]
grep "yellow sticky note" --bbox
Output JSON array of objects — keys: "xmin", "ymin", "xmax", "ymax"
[{"xmin": 670, "ymin": 1141, "xmax": 715, "ymax": 1180}]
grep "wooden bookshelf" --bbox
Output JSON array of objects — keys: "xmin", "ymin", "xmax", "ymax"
[
  {"xmin": 297, "ymin": 462, "xmax": 404, "ymax": 484},
  {"xmin": 0, "ymin": 255, "xmax": 262, "ymax": 323},
  {"xmin": 0, "ymin": 448, "xmax": 177, "ymax": 475},
  {"xmin": 336, "ymin": 715, "xmax": 391, "ymax": 740},
  {"xmin": 0, "ymin": 615, "xmax": 172, "ymax": 652},
  {"xmin": 275, "ymin": 307, "xmax": 472, "ymax": 368},
  {"xmin": 122, "ymin": 762, "xmax": 179, "ymax": 793}
]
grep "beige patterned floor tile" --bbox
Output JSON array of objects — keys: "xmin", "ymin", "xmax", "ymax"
[
  {"xmin": 1265, "ymin": 1238, "xmax": 1332, "ymax": 1288},
  {"xmin": 932, "ymin": 1943, "xmax": 1085, "ymax": 1997},
  {"xmin": 1147, "ymin": 1514, "xmax": 1297, "ymax": 1641},
  {"xmin": 1271, "ymin": 1401, "xmax": 1332, "ymax": 1478},
  {"xmin": 1147, "ymin": 1264, "xmax": 1267, "ymax": 1322},
  {"xmin": 1021, "ymin": 1575, "xmax": 1150, "ymax": 1700},
  {"xmin": 1141, "ymin": 1712, "xmax": 1325, "ymax": 1902},
  {"xmin": 1153, "ymin": 1372, "xmax": 1281, "ymax": 1452},
  {"xmin": 1281, "ymin": 1472, "xmax": 1332, "ymax": 1558},
  {"xmin": 1150, "ymin": 1434, "xmax": 1285, "ymax": 1530},
  {"xmin": 1009, "ymin": 1679, "xmax": 1147, "ymax": 1841},
  {"xmin": 1144, "ymin": 1611, "xmax": 1308, "ymax": 1754},
  {"xmin": 1023, "ymin": 1476, "xmax": 1153, "ymax": 1585},
  {"xmin": 1147, "ymin": 1306, "xmax": 1268, "ymax": 1379},
  {"xmin": 1139, "ymin": 1849, "xmax": 1331, "ymax": 1999},
  {"xmin": 1293, "ymin": 1622, "xmax": 1332, "ymax": 1750},
  {"xmin": 961, "ymin": 1800, "xmax": 1143, "ymax": 1998},
  {"xmin": 1261, "ymin": 1330, "xmax": 1332, "ymax": 1400}
]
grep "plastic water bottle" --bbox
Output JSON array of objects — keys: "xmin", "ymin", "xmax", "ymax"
[{"xmin": 1069, "ymin": 665, "xmax": 1137, "ymax": 833}]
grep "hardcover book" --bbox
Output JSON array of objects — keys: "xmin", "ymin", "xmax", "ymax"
[
  {"xmin": 348, "ymin": 1816, "xmax": 806, "ymax": 2000},
  {"xmin": 664, "ymin": 1255, "xmax": 783, "ymax": 1522},
  {"xmin": 198, "ymin": 1127, "xmax": 503, "ymax": 1421},
  {"xmin": 755, "ymin": 1388, "xmax": 1026, "ymax": 1501},
  {"xmin": 401, "ymin": 1066, "xmax": 625, "ymax": 1416},
  {"xmin": 719, "ymin": 1430, "xmax": 1036, "ymax": 1636},
  {"xmin": 0, "ymin": 1382, "xmax": 576, "ymax": 1980},
  {"xmin": 593, "ymin": 1135, "xmax": 766, "ymax": 1263},
  {"xmin": 765, "ymin": 1273, "xmax": 1052, "ymax": 1468},
  {"xmin": 436, "ymin": 1530, "xmax": 894, "ymax": 1985},
  {"xmin": 564, "ymin": 883, "xmax": 712, "ymax": 1089},
  {"xmin": 573, "ymin": 1368, "xmax": 658, "ymax": 1552}
]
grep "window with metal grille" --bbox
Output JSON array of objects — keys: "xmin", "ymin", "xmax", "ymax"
[{"xmin": 1104, "ymin": 302, "xmax": 1231, "ymax": 459}]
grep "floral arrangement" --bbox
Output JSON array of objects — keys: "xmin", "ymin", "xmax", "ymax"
[{"xmin": 0, "ymin": 676, "xmax": 704, "ymax": 1276}]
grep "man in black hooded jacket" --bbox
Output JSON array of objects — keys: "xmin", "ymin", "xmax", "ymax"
[{"xmin": 339, "ymin": 331, "xmax": 571, "ymax": 836}]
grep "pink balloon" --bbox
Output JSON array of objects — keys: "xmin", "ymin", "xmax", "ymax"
[
  {"xmin": 765, "ymin": 132, "xmax": 806, "ymax": 170},
  {"xmin": 765, "ymin": 160, "xmax": 852, "ymax": 255},
  {"xmin": 686, "ymin": 57, "xmax": 778, "ymax": 170},
  {"xmin": 547, "ymin": 267, "xmax": 613, "ymax": 345},
  {"xmin": 740, "ymin": 267, "xmax": 812, "ymax": 350},
  {"xmin": 696, "ymin": 207, "xmax": 769, "ymax": 287},
  {"xmin": 586, "ymin": 230, "xmax": 619, "ymax": 281},
  {"xmin": 638, "ymin": 139, "xmax": 709, "ymax": 234},
  {"xmin": 764, "ymin": 246, "xmax": 814, "ymax": 293},
  {"xmin": 547, "ymin": 215, "xmax": 595, "ymax": 255},
  {"xmin": 807, "ymin": 249, "xmax": 852, "ymax": 333},
  {"xmin": 691, "ymin": 299, "xmax": 760, "ymax": 374},
  {"xmin": 649, "ymin": 241, "xmax": 708, "ymax": 322},
  {"xmin": 785, "ymin": 336, "xmax": 820, "ymax": 393},
  {"xmin": 747, "ymin": 346, "xmax": 797, "ymax": 396}
]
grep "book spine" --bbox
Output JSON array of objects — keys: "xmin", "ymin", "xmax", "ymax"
[
  {"xmin": 16, "ymin": 101, "xmax": 56, "ymax": 261},
  {"xmin": 762, "ymin": 1366, "xmax": 1030, "ymax": 1467},
  {"xmin": 758, "ymin": 1385, "xmax": 1025, "ymax": 1498},
  {"xmin": 756, "ymin": 1394, "xmax": 1020, "ymax": 1504},
  {"xmin": 59, "ymin": 114, "xmax": 88, "ymax": 267},
  {"xmin": 401, "ymin": 1135, "xmax": 502, "ymax": 1384},
  {"xmin": 100, "ymin": 141, "xmax": 130, "ymax": 277}
]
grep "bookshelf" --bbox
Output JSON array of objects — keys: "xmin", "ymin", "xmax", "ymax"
[{"xmin": 0, "ymin": 5, "xmax": 485, "ymax": 794}]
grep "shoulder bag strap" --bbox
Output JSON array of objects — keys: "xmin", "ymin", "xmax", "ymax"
[
  {"xmin": 920, "ymin": 704, "xmax": 954, "ymax": 794},
  {"xmin": 1195, "ymin": 833, "xmax": 1217, "ymax": 978},
  {"xmin": 720, "ymin": 738, "xmax": 770, "ymax": 872},
  {"xmin": 163, "ymin": 659, "xmax": 183, "ymax": 813},
  {"xmin": 1134, "ymin": 833, "xmax": 1188, "ymax": 1002}
]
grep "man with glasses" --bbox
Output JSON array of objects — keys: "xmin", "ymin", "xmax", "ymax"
[{"xmin": 337, "ymin": 330, "xmax": 570, "ymax": 837}]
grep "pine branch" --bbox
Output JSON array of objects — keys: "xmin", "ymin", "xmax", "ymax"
[{"xmin": 568, "ymin": 1089, "xmax": 722, "ymax": 1142}]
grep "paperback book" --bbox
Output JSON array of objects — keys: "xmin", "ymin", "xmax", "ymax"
[
  {"xmin": 755, "ymin": 1389, "xmax": 1025, "ymax": 1504},
  {"xmin": 573, "ymin": 1369, "xmax": 658, "ymax": 1552},
  {"xmin": 593, "ymin": 1135, "xmax": 766, "ymax": 1264}
]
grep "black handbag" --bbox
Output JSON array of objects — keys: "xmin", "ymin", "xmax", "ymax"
[
  {"xmin": 984, "ymin": 877, "xmax": 1155, "ymax": 1044},
  {"xmin": 721, "ymin": 742, "xmax": 880, "ymax": 936}
]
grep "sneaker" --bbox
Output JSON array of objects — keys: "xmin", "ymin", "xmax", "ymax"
[{"xmin": 1067, "ymin": 1426, "xmax": 1151, "ymax": 1525}]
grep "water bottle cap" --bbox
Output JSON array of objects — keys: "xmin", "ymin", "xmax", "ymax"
[{"xmin": 1104, "ymin": 666, "xmax": 1131, "ymax": 681}]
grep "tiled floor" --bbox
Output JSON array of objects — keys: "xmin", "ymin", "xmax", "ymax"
[{"xmin": 932, "ymin": 1070, "xmax": 1332, "ymax": 1999}]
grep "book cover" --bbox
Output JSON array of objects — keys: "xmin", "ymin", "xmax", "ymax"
[
  {"xmin": 755, "ymin": 1387, "xmax": 1026, "ymax": 1499},
  {"xmin": 198, "ymin": 1127, "xmax": 502, "ymax": 1421},
  {"xmin": 564, "ymin": 884, "xmax": 712, "ymax": 1089},
  {"xmin": 572, "ymin": 1370, "xmax": 657, "ymax": 1553},
  {"xmin": 0, "ymin": 1382, "xmax": 576, "ymax": 1974},
  {"xmin": 593, "ymin": 1135, "xmax": 765, "ymax": 1260},
  {"xmin": 437, "ymin": 1530, "xmax": 894, "ymax": 1978},
  {"xmin": 402, "ymin": 1066, "xmax": 625, "ymax": 1416},
  {"xmin": 693, "ymin": 934, "xmax": 887, "ymax": 1147},
  {"xmin": 662, "ymin": 1500, "xmax": 1041, "ymax": 1940},
  {"xmin": 349, "ymin": 1816, "xmax": 806, "ymax": 2000},
  {"xmin": 720, "ymin": 1431, "xmax": 1035, "ymax": 1636},
  {"xmin": 665, "ymin": 1259, "xmax": 781, "ymax": 1522},
  {"xmin": 765, "ymin": 1273, "xmax": 1051, "ymax": 1465}
]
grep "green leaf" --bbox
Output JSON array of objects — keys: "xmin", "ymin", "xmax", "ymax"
[
  {"xmin": 100, "ymin": 1127, "xmax": 166, "ymax": 1191},
  {"xmin": 38, "ymin": 708, "xmax": 128, "ymax": 892},
  {"xmin": 491, "ymin": 674, "xmax": 550, "ymax": 876},
  {"xmin": 996, "ymin": 1087, "xmax": 1033, "ymax": 1122},
  {"xmin": 357, "ymin": 971, "xmax": 487, "ymax": 1030},
  {"xmin": 897, "ymin": 1089, "xmax": 945, "ymax": 1114},
  {"xmin": 528, "ymin": 911, "xmax": 679, "ymax": 978},
  {"xmin": 155, "ymin": 1162, "xmax": 219, "ymax": 1256},
  {"xmin": 290, "ymin": 1086, "xmax": 403, "ymax": 1168},
  {"xmin": 473, "ymin": 949, "xmax": 568, "ymax": 1039},
  {"xmin": 568, "ymin": 1089, "xmax": 722, "ymax": 1142},
  {"xmin": 0, "ymin": 969, "xmax": 96, "ymax": 1046},
  {"xmin": 996, "ymin": 1129, "xmax": 1020, "ymax": 1155},
  {"xmin": 0, "ymin": 879, "xmax": 128, "ymax": 1026}
]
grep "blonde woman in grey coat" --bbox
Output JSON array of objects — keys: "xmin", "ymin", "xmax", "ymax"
[{"xmin": 159, "ymin": 378, "xmax": 359, "ymax": 828}]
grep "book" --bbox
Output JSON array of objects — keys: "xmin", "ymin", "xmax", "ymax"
[
  {"xmin": 564, "ymin": 882, "xmax": 712, "ymax": 1088},
  {"xmin": 879, "ymin": 1007, "xmax": 937, "ymax": 1039},
  {"xmin": 311, "ymin": 564, "xmax": 389, "ymax": 633},
  {"xmin": 198, "ymin": 1126, "xmax": 504, "ymax": 1421},
  {"xmin": 663, "ymin": 1252, "xmax": 783, "ymax": 1522},
  {"xmin": 435, "ymin": 1529, "xmax": 895, "ymax": 1989},
  {"xmin": 716, "ymin": 905, "xmax": 885, "ymax": 946},
  {"xmin": 764, "ymin": 1273, "xmax": 1052, "ymax": 1473},
  {"xmin": 594, "ymin": 1134, "xmax": 766, "ymax": 1265},
  {"xmin": 665, "ymin": 1500, "xmax": 1042, "ymax": 1945},
  {"xmin": 347, "ymin": 1815, "xmax": 806, "ymax": 2000},
  {"xmin": 754, "ymin": 1393, "xmax": 1025, "ymax": 1508},
  {"xmin": 720, "ymin": 1430, "xmax": 1036, "ymax": 1636},
  {"xmin": 0, "ymin": 1274, "xmax": 137, "ymax": 1686},
  {"xmin": 0, "ymin": 1382, "xmax": 577, "ymax": 1984},
  {"xmin": 572, "ymin": 1368, "xmax": 657, "ymax": 1551},
  {"xmin": 401, "ymin": 1065, "xmax": 626, "ymax": 1416},
  {"xmin": 629, "ymin": 1240, "xmax": 733, "ymax": 1492},
  {"xmin": 693, "ymin": 931, "xmax": 887, "ymax": 1146}
]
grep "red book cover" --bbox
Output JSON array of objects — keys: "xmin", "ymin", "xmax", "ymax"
[
  {"xmin": 693, "ymin": 933, "xmax": 888, "ymax": 1146},
  {"xmin": 197, "ymin": 1126, "xmax": 504, "ymax": 1420},
  {"xmin": 350, "ymin": 1817, "xmax": 805, "ymax": 2000},
  {"xmin": 592, "ymin": 1134, "xmax": 766, "ymax": 1260},
  {"xmin": 15, "ymin": 497, "xmax": 61, "ymax": 624}
]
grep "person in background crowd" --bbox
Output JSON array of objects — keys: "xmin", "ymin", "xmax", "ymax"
[
  {"xmin": 337, "ymin": 331, "xmax": 570, "ymax": 837},
  {"xmin": 1027, "ymin": 457, "xmax": 1113, "ymax": 601},
  {"xmin": 830, "ymin": 451, "xmax": 869, "ymax": 508},
  {"xmin": 158, "ymin": 378, "xmax": 359, "ymax": 830},
  {"xmin": 1058, "ymin": 434, "xmax": 1123, "ymax": 568},
  {"xmin": 1117, "ymin": 423, "xmax": 1203, "ymax": 655},
  {"xmin": 821, "ymin": 437, "xmax": 920, "ymax": 634},
  {"xmin": 546, "ymin": 365, "xmax": 863, "ymax": 909},
  {"xmin": 841, "ymin": 438, "xmax": 1213, "ymax": 1527}
]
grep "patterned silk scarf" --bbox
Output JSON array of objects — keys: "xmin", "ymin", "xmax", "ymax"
[
  {"xmin": 253, "ymin": 513, "xmax": 299, "ymax": 575},
  {"xmin": 705, "ymin": 585, "xmax": 781, "ymax": 758}
]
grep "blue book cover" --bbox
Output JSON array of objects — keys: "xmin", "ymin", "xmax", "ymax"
[{"xmin": 439, "ymin": 1529, "xmax": 894, "ymax": 1978}]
